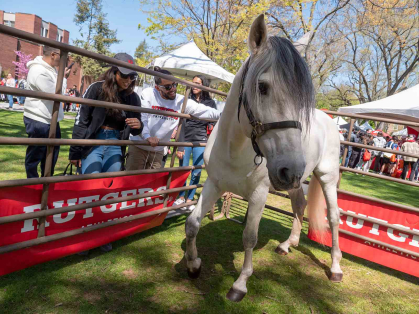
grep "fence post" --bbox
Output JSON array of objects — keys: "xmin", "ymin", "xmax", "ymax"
[
  {"xmin": 162, "ymin": 87, "xmax": 191, "ymax": 208},
  {"xmin": 338, "ymin": 118, "xmax": 355, "ymax": 187},
  {"xmin": 37, "ymin": 50, "xmax": 68, "ymax": 238}
]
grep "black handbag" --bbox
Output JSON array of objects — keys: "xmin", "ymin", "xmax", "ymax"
[{"xmin": 63, "ymin": 163, "xmax": 80, "ymax": 176}]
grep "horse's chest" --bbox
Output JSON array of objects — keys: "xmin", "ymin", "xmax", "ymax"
[{"xmin": 208, "ymin": 160, "xmax": 269, "ymax": 198}]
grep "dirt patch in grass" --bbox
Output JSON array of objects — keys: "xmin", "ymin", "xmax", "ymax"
[
  {"xmin": 122, "ymin": 268, "xmax": 138, "ymax": 280},
  {"xmin": 84, "ymin": 292, "xmax": 102, "ymax": 304}
]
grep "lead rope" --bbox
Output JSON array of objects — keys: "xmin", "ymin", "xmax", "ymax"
[
  {"xmin": 150, "ymin": 151, "xmax": 157, "ymax": 168},
  {"xmin": 143, "ymin": 151, "xmax": 150, "ymax": 170}
]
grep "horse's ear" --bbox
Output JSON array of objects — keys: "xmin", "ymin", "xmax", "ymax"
[
  {"xmin": 293, "ymin": 32, "xmax": 311, "ymax": 55},
  {"xmin": 248, "ymin": 14, "xmax": 267, "ymax": 55}
]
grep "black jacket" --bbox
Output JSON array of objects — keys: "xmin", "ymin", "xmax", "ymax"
[
  {"xmin": 69, "ymin": 81, "xmax": 143, "ymax": 160},
  {"xmin": 178, "ymin": 94, "xmax": 217, "ymax": 152}
]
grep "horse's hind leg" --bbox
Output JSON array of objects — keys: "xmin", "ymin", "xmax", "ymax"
[
  {"xmin": 226, "ymin": 187, "xmax": 268, "ymax": 302},
  {"xmin": 185, "ymin": 178, "xmax": 223, "ymax": 278},
  {"xmin": 316, "ymin": 170, "xmax": 343, "ymax": 282},
  {"xmin": 275, "ymin": 187, "xmax": 306, "ymax": 255}
]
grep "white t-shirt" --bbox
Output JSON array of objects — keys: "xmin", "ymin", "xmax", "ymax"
[
  {"xmin": 130, "ymin": 87, "xmax": 220, "ymax": 152},
  {"xmin": 6, "ymin": 78, "xmax": 15, "ymax": 87}
]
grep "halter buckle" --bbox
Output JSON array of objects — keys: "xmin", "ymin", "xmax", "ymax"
[{"xmin": 253, "ymin": 122, "xmax": 264, "ymax": 136}]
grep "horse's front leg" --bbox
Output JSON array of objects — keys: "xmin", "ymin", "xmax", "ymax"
[
  {"xmin": 276, "ymin": 187, "xmax": 306, "ymax": 254},
  {"xmin": 320, "ymin": 178, "xmax": 343, "ymax": 282},
  {"xmin": 185, "ymin": 178, "xmax": 223, "ymax": 278},
  {"xmin": 226, "ymin": 188, "xmax": 268, "ymax": 302}
]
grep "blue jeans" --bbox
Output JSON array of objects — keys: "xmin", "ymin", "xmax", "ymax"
[
  {"xmin": 24, "ymin": 117, "xmax": 61, "ymax": 178},
  {"xmin": 7, "ymin": 95, "xmax": 14, "ymax": 108},
  {"xmin": 344, "ymin": 150, "xmax": 352, "ymax": 167},
  {"xmin": 19, "ymin": 96, "xmax": 26, "ymax": 105},
  {"xmin": 81, "ymin": 129, "xmax": 122, "ymax": 174},
  {"xmin": 178, "ymin": 146, "xmax": 205, "ymax": 200}
]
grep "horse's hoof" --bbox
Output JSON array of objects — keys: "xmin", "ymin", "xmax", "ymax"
[
  {"xmin": 187, "ymin": 265, "xmax": 201, "ymax": 279},
  {"xmin": 275, "ymin": 246, "xmax": 288, "ymax": 255},
  {"xmin": 226, "ymin": 288, "xmax": 246, "ymax": 302},
  {"xmin": 329, "ymin": 272, "xmax": 343, "ymax": 282}
]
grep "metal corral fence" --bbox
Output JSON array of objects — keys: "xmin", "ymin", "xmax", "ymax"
[
  {"xmin": 0, "ymin": 24, "xmax": 225, "ymax": 254},
  {"xmin": 0, "ymin": 24, "xmax": 418, "ymax": 262}
]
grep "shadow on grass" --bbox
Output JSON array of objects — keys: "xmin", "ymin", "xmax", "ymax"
[
  {"xmin": 0, "ymin": 201, "xmax": 416, "ymax": 311},
  {"xmin": 0, "ymin": 197, "xmax": 418, "ymax": 313}
]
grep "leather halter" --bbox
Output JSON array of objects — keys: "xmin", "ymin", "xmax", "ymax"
[{"xmin": 237, "ymin": 58, "xmax": 302, "ymax": 165}]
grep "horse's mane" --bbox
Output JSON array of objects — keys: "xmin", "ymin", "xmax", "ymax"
[{"xmin": 244, "ymin": 36, "xmax": 314, "ymax": 127}]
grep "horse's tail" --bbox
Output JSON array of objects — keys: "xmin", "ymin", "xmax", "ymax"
[{"xmin": 307, "ymin": 174, "xmax": 328, "ymax": 244}]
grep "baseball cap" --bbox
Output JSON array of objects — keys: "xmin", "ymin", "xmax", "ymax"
[{"xmin": 113, "ymin": 53, "xmax": 136, "ymax": 75}]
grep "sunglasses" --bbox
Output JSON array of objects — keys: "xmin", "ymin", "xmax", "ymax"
[
  {"xmin": 118, "ymin": 72, "xmax": 138, "ymax": 81},
  {"xmin": 158, "ymin": 82, "xmax": 178, "ymax": 91}
]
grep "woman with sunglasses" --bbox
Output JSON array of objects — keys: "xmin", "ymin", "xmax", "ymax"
[
  {"xmin": 69, "ymin": 53, "xmax": 142, "ymax": 175},
  {"xmin": 174, "ymin": 75, "xmax": 217, "ymax": 210},
  {"xmin": 69, "ymin": 53, "xmax": 142, "ymax": 253}
]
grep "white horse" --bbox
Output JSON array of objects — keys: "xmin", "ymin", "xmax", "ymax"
[{"xmin": 185, "ymin": 15, "xmax": 342, "ymax": 302}]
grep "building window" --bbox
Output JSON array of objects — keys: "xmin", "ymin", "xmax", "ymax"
[
  {"xmin": 4, "ymin": 20, "xmax": 15, "ymax": 28},
  {"xmin": 41, "ymin": 27, "xmax": 48, "ymax": 38},
  {"xmin": 56, "ymin": 34, "xmax": 63, "ymax": 42}
]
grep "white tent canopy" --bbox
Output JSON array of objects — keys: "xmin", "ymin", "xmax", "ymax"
[
  {"xmin": 152, "ymin": 41, "xmax": 235, "ymax": 84},
  {"xmin": 333, "ymin": 116, "xmax": 347, "ymax": 126},
  {"xmin": 338, "ymin": 85, "xmax": 419, "ymax": 131},
  {"xmin": 392, "ymin": 128, "xmax": 408, "ymax": 136}
]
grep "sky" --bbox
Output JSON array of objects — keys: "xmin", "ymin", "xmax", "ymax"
[{"xmin": 1, "ymin": 0, "xmax": 169, "ymax": 57}]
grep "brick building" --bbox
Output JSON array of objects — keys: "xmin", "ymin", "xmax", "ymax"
[{"xmin": 0, "ymin": 11, "xmax": 82, "ymax": 92}]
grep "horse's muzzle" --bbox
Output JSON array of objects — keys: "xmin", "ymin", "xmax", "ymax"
[{"xmin": 267, "ymin": 160, "xmax": 305, "ymax": 191}]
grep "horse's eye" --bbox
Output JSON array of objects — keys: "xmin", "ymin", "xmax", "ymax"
[{"xmin": 258, "ymin": 82, "xmax": 268, "ymax": 95}]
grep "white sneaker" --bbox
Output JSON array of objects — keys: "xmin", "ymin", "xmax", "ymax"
[
  {"xmin": 379, "ymin": 172, "xmax": 383, "ymax": 175},
  {"xmin": 188, "ymin": 204, "xmax": 196, "ymax": 211},
  {"xmin": 174, "ymin": 198, "xmax": 185, "ymax": 207}
]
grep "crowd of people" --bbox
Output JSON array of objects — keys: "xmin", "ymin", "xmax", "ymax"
[
  {"xmin": 0, "ymin": 73, "xmax": 27, "ymax": 108},
  {"xmin": 16, "ymin": 48, "xmax": 220, "ymax": 253},
  {"xmin": 64, "ymin": 85, "xmax": 80, "ymax": 112},
  {"xmin": 340, "ymin": 129, "xmax": 419, "ymax": 182}
]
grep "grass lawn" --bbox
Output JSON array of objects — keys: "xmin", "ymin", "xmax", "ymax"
[{"xmin": 0, "ymin": 109, "xmax": 418, "ymax": 313}]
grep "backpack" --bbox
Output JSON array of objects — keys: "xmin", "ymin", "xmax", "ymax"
[
  {"xmin": 363, "ymin": 150, "xmax": 371, "ymax": 161},
  {"xmin": 390, "ymin": 154, "xmax": 397, "ymax": 163}
]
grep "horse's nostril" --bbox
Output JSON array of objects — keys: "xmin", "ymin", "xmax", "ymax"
[{"xmin": 278, "ymin": 167, "xmax": 291, "ymax": 182}]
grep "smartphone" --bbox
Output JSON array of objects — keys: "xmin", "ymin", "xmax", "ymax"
[{"xmin": 67, "ymin": 62, "xmax": 75, "ymax": 69}]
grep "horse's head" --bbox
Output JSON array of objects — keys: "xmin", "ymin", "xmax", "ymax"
[{"xmin": 238, "ymin": 15, "xmax": 314, "ymax": 190}]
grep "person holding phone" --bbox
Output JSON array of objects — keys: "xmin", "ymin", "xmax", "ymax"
[{"xmin": 69, "ymin": 53, "xmax": 142, "ymax": 175}]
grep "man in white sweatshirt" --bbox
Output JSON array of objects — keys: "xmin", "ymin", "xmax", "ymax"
[
  {"xmin": 126, "ymin": 67, "xmax": 220, "ymax": 170},
  {"xmin": 23, "ymin": 45, "xmax": 70, "ymax": 178}
]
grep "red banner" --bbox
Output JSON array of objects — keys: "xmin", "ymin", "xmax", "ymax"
[
  {"xmin": 0, "ymin": 171, "xmax": 190, "ymax": 276},
  {"xmin": 308, "ymin": 192, "xmax": 419, "ymax": 277}
]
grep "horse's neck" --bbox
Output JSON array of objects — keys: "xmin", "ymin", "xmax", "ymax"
[{"xmin": 216, "ymin": 68, "xmax": 252, "ymax": 159}]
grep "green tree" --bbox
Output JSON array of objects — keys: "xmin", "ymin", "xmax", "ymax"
[
  {"xmin": 134, "ymin": 39, "xmax": 155, "ymax": 67},
  {"xmin": 134, "ymin": 39, "xmax": 149, "ymax": 59},
  {"xmin": 139, "ymin": 0, "xmax": 272, "ymax": 75},
  {"xmin": 73, "ymin": 0, "xmax": 120, "ymax": 78}
]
